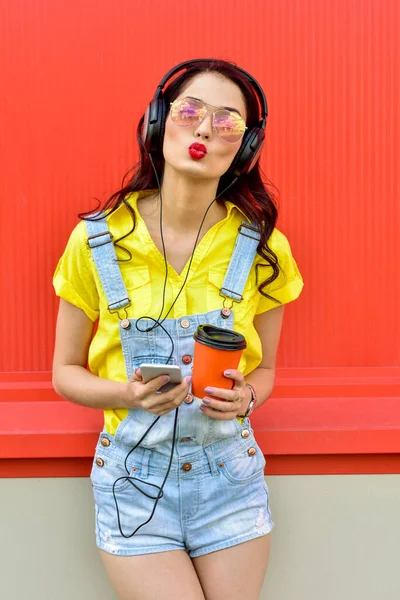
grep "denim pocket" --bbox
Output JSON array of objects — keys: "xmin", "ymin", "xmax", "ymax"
[
  {"xmin": 219, "ymin": 444, "xmax": 266, "ymax": 485},
  {"xmin": 134, "ymin": 355, "xmax": 176, "ymax": 369},
  {"xmin": 123, "ymin": 348, "xmax": 177, "ymax": 382},
  {"xmin": 90, "ymin": 453, "xmax": 135, "ymax": 493}
]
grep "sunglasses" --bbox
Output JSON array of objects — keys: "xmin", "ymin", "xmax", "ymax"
[{"xmin": 169, "ymin": 96, "xmax": 247, "ymax": 143}]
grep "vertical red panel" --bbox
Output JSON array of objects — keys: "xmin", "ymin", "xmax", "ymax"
[{"xmin": 0, "ymin": 0, "xmax": 398, "ymax": 372}]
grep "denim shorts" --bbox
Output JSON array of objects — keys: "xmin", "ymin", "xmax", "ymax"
[{"xmin": 90, "ymin": 428, "xmax": 274, "ymax": 558}]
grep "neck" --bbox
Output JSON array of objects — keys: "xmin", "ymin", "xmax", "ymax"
[{"xmin": 153, "ymin": 165, "xmax": 227, "ymax": 231}]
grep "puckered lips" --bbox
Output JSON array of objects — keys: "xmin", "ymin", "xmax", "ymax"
[{"xmin": 188, "ymin": 142, "xmax": 207, "ymax": 160}]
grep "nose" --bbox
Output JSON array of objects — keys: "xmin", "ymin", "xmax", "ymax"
[{"xmin": 193, "ymin": 110, "xmax": 213, "ymax": 140}]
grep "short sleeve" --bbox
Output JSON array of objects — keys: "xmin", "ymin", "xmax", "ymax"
[
  {"xmin": 255, "ymin": 229, "xmax": 304, "ymax": 314},
  {"xmin": 53, "ymin": 221, "xmax": 100, "ymax": 322}
]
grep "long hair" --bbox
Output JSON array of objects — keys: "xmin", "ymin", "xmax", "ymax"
[{"xmin": 80, "ymin": 59, "xmax": 281, "ymax": 303}]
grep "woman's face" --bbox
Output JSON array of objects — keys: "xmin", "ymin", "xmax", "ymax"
[{"xmin": 162, "ymin": 72, "xmax": 247, "ymax": 180}]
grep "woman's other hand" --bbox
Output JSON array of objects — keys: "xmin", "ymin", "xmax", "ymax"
[{"xmin": 199, "ymin": 369, "xmax": 250, "ymax": 420}]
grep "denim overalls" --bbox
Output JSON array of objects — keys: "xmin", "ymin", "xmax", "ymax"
[{"xmin": 86, "ymin": 213, "xmax": 274, "ymax": 556}]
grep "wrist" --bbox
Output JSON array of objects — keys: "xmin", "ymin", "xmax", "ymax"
[
  {"xmin": 121, "ymin": 381, "xmax": 139, "ymax": 409},
  {"xmin": 239, "ymin": 383, "xmax": 257, "ymax": 418},
  {"xmin": 239, "ymin": 385, "xmax": 251, "ymax": 415}
]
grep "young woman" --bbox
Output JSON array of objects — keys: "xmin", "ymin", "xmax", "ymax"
[{"xmin": 52, "ymin": 58, "xmax": 303, "ymax": 600}]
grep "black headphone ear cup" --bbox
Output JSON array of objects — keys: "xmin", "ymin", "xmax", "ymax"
[
  {"xmin": 143, "ymin": 98, "xmax": 168, "ymax": 155},
  {"xmin": 228, "ymin": 127, "xmax": 265, "ymax": 177}
]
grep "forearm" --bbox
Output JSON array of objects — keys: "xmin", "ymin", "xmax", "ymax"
[
  {"xmin": 242, "ymin": 367, "xmax": 276, "ymax": 414},
  {"xmin": 52, "ymin": 364, "xmax": 128, "ymax": 410}
]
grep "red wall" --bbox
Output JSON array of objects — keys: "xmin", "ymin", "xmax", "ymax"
[{"xmin": 1, "ymin": 0, "xmax": 399, "ymax": 476}]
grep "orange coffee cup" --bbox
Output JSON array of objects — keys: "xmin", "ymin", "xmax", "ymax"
[{"xmin": 191, "ymin": 324, "xmax": 247, "ymax": 399}]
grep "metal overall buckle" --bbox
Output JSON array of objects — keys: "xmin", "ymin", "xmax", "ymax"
[
  {"xmin": 108, "ymin": 300, "xmax": 131, "ymax": 329},
  {"xmin": 238, "ymin": 222, "xmax": 260, "ymax": 241},
  {"xmin": 218, "ymin": 290, "xmax": 243, "ymax": 319},
  {"xmin": 86, "ymin": 230, "xmax": 114, "ymax": 247}
]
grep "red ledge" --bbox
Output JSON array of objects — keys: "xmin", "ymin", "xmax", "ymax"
[
  {"xmin": 1, "ymin": 367, "xmax": 400, "ymax": 476},
  {"xmin": 2, "ymin": 455, "xmax": 400, "ymax": 478}
]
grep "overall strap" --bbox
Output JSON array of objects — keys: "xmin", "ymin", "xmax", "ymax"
[
  {"xmin": 85, "ymin": 213, "xmax": 130, "ymax": 315},
  {"xmin": 220, "ymin": 222, "xmax": 261, "ymax": 302}
]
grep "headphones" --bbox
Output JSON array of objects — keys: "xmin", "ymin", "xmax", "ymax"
[{"xmin": 142, "ymin": 58, "xmax": 268, "ymax": 177}]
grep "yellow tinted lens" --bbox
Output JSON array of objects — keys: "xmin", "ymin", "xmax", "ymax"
[
  {"xmin": 170, "ymin": 98, "xmax": 206, "ymax": 126},
  {"xmin": 214, "ymin": 110, "xmax": 246, "ymax": 142}
]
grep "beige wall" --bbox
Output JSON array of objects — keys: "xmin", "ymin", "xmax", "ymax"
[{"xmin": 1, "ymin": 475, "xmax": 399, "ymax": 599}]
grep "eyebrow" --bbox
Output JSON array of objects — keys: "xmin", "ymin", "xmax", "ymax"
[{"xmin": 187, "ymin": 96, "xmax": 242, "ymax": 116}]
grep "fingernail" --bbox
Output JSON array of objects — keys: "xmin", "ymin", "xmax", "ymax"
[
  {"xmin": 202, "ymin": 397, "xmax": 211, "ymax": 405},
  {"xmin": 224, "ymin": 370, "xmax": 232, "ymax": 376},
  {"xmin": 199, "ymin": 405, "xmax": 207, "ymax": 412},
  {"xmin": 162, "ymin": 376, "xmax": 170, "ymax": 383},
  {"xmin": 185, "ymin": 376, "xmax": 192, "ymax": 384},
  {"xmin": 204, "ymin": 387, "xmax": 213, "ymax": 394}
]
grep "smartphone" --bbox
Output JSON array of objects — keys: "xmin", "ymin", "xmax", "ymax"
[{"xmin": 139, "ymin": 363, "xmax": 183, "ymax": 392}]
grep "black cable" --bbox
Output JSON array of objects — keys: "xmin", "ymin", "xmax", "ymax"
[
  {"xmin": 113, "ymin": 407, "xmax": 179, "ymax": 538},
  {"xmin": 112, "ymin": 154, "xmax": 239, "ymax": 538},
  {"xmin": 136, "ymin": 154, "xmax": 238, "ymax": 364}
]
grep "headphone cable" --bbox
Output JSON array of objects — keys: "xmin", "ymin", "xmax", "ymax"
[{"xmin": 113, "ymin": 156, "xmax": 238, "ymax": 538}]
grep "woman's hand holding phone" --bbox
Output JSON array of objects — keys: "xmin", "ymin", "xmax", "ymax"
[{"xmin": 124, "ymin": 366, "xmax": 191, "ymax": 416}]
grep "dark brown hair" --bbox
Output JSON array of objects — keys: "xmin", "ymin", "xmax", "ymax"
[{"xmin": 80, "ymin": 59, "xmax": 281, "ymax": 304}]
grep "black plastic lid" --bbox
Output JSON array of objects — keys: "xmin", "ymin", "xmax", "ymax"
[{"xmin": 193, "ymin": 324, "xmax": 247, "ymax": 351}]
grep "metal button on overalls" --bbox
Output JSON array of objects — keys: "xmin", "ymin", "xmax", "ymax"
[
  {"xmin": 96, "ymin": 457, "xmax": 105, "ymax": 467},
  {"xmin": 182, "ymin": 462, "xmax": 192, "ymax": 472},
  {"xmin": 121, "ymin": 319, "xmax": 130, "ymax": 330},
  {"xmin": 184, "ymin": 394, "xmax": 194, "ymax": 404},
  {"xmin": 180, "ymin": 319, "xmax": 190, "ymax": 329},
  {"xmin": 241, "ymin": 429, "xmax": 250, "ymax": 439},
  {"xmin": 182, "ymin": 354, "xmax": 192, "ymax": 365},
  {"xmin": 247, "ymin": 447, "xmax": 257, "ymax": 456},
  {"xmin": 100, "ymin": 437, "xmax": 111, "ymax": 447}
]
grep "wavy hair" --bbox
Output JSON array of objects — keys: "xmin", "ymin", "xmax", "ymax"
[{"xmin": 80, "ymin": 59, "xmax": 281, "ymax": 304}]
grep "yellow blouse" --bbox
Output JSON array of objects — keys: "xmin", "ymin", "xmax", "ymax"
[{"xmin": 53, "ymin": 190, "xmax": 304, "ymax": 434}]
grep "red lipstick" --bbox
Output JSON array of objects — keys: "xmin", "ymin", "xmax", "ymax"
[{"xmin": 188, "ymin": 142, "xmax": 207, "ymax": 160}]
